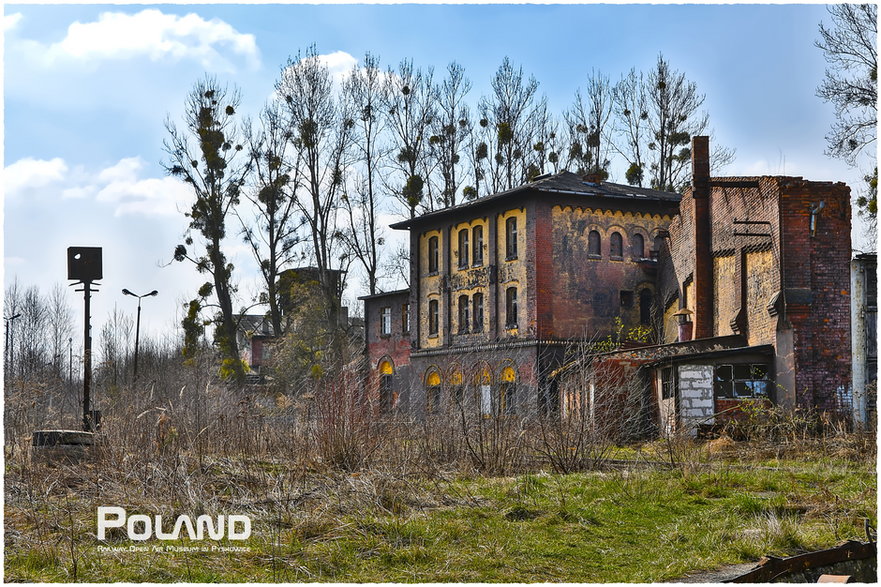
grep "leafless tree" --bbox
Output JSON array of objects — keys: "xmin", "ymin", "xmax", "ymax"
[
  {"xmin": 239, "ymin": 100, "xmax": 306, "ymax": 336},
  {"xmin": 164, "ymin": 76, "xmax": 252, "ymax": 381},
  {"xmin": 565, "ymin": 69, "xmax": 614, "ymax": 177},
  {"xmin": 429, "ymin": 61, "xmax": 473, "ymax": 208}
]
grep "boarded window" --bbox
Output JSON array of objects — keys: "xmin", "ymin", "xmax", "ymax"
[
  {"xmin": 588, "ymin": 230, "xmax": 601, "ymax": 256},
  {"xmin": 610, "ymin": 231, "xmax": 623, "ymax": 258}
]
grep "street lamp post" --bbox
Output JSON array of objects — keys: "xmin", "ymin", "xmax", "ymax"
[
  {"xmin": 4, "ymin": 313, "xmax": 21, "ymax": 381},
  {"xmin": 122, "ymin": 289, "xmax": 158, "ymax": 381}
]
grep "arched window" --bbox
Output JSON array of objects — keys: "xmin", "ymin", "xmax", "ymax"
[
  {"xmin": 505, "ymin": 287, "xmax": 518, "ymax": 328},
  {"xmin": 458, "ymin": 294, "xmax": 470, "ymax": 333},
  {"xmin": 632, "ymin": 233, "xmax": 645, "ymax": 259},
  {"xmin": 475, "ymin": 364, "xmax": 493, "ymax": 416},
  {"xmin": 449, "ymin": 367, "xmax": 465, "ymax": 407},
  {"xmin": 378, "ymin": 359, "xmax": 394, "ymax": 413},
  {"xmin": 505, "ymin": 217, "xmax": 518, "ymax": 259},
  {"xmin": 498, "ymin": 365, "xmax": 517, "ymax": 415},
  {"xmin": 428, "ymin": 299, "xmax": 439, "ymax": 336},
  {"xmin": 426, "ymin": 369, "xmax": 442, "ymax": 414},
  {"xmin": 472, "ymin": 292, "xmax": 484, "ymax": 332},
  {"xmin": 472, "ymin": 225, "xmax": 484, "ymax": 266},
  {"xmin": 588, "ymin": 230, "xmax": 601, "ymax": 256},
  {"xmin": 640, "ymin": 288, "xmax": 653, "ymax": 325},
  {"xmin": 458, "ymin": 229, "xmax": 469, "ymax": 269},
  {"xmin": 610, "ymin": 231, "xmax": 623, "ymax": 258},
  {"xmin": 428, "ymin": 235, "xmax": 439, "ymax": 273}
]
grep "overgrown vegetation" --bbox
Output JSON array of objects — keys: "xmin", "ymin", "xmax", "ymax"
[{"xmin": 5, "ymin": 356, "xmax": 875, "ymax": 582}]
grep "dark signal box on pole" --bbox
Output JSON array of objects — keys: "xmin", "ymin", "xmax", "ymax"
[{"xmin": 67, "ymin": 247, "xmax": 102, "ymax": 281}]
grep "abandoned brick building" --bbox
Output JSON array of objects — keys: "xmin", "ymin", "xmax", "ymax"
[{"xmin": 362, "ymin": 137, "xmax": 854, "ymax": 434}]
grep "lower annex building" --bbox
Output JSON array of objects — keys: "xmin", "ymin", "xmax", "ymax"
[{"xmin": 362, "ymin": 137, "xmax": 855, "ymax": 435}]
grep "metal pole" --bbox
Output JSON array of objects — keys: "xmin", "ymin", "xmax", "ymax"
[
  {"xmin": 134, "ymin": 298, "xmax": 142, "ymax": 380},
  {"xmin": 83, "ymin": 282, "xmax": 93, "ymax": 431}
]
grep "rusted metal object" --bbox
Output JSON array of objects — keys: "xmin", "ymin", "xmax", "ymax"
[{"xmin": 725, "ymin": 540, "xmax": 876, "ymax": 583}]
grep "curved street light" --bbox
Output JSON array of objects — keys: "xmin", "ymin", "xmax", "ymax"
[{"xmin": 122, "ymin": 289, "xmax": 158, "ymax": 380}]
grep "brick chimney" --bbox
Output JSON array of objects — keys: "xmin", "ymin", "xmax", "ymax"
[{"xmin": 691, "ymin": 136, "xmax": 713, "ymax": 339}]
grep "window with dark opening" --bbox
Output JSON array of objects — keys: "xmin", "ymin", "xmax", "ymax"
[
  {"xmin": 498, "ymin": 382, "xmax": 515, "ymax": 415},
  {"xmin": 472, "ymin": 292, "xmax": 484, "ymax": 332},
  {"xmin": 472, "ymin": 225, "xmax": 484, "ymax": 266},
  {"xmin": 620, "ymin": 290, "xmax": 634, "ymax": 308},
  {"xmin": 610, "ymin": 231, "xmax": 623, "ymax": 258},
  {"xmin": 505, "ymin": 287, "xmax": 518, "ymax": 328},
  {"xmin": 505, "ymin": 217, "xmax": 518, "ymax": 260},
  {"xmin": 426, "ymin": 371, "xmax": 442, "ymax": 414},
  {"xmin": 458, "ymin": 295, "xmax": 470, "ymax": 333},
  {"xmin": 428, "ymin": 299, "xmax": 439, "ymax": 336},
  {"xmin": 661, "ymin": 367, "xmax": 676, "ymax": 400},
  {"xmin": 379, "ymin": 374, "xmax": 393, "ymax": 413},
  {"xmin": 588, "ymin": 230, "xmax": 601, "ymax": 256},
  {"xmin": 401, "ymin": 303, "xmax": 410, "ymax": 334},
  {"xmin": 458, "ymin": 229, "xmax": 469, "ymax": 269},
  {"xmin": 714, "ymin": 364, "xmax": 770, "ymax": 398},
  {"xmin": 428, "ymin": 235, "xmax": 439, "ymax": 273},
  {"xmin": 639, "ymin": 289, "xmax": 653, "ymax": 325}
]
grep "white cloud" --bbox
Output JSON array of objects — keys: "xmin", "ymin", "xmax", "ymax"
[
  {"xmin": 23, "ymin": 9, "xmax": 259, "ymax": 72},
  {"xmin": 4, "ymin": 12, "xmax": 22, "ymax": 32},
  {"xmin": 5, "ymin": 156, "xmax": 192, "ymax": 217},
  {"xmin": 4, "ymin": 157, "xmax": 69, "ymax": 196}
]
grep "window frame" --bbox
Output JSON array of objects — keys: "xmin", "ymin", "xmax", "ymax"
[
  {"xmin": 631, "ymin": 233, "xmax": 645, "ymax": 259},
  {"xmin": 610, "ymin": 231, "xmax": 623, "ymax": 258},
  {"xmin": 472, "ymin": 225, "xmax": 484, "ymax": 266},
  {"xmin": 427, "ymin": 235, "xmax": 439, "ymax": 274},
  {"xmin": 457, "ymin": 228, "xmax": 470, "ymax": 270},
  {"xmin": 472, "ymin": 292, "xmax": 484, "ymax": 332},
  {"xmin": 380, "ymin": 306, "xmax": 392, "ymax": 336},
  {"xmin": 505, "ymin": 287, "xmax": 518, "ymax": 329},
  {"xmin": 587, "ymin": 230, "xmax": 601, "ymax": 256},
  {"xmin": 401, "ymin": 303, "xmax": 410, "ymax": 334},
  {"xmin": 714, "ymin": 363, "xmax": 771, "ymax": 399},
  {"xmin": 457, "ymin": 294, "xmax": 470, "ymax": 334},
  {"xmin": 428, "ymin": 298, "xmax": 439, "ymax": 336},
  {"xmin": 505, "ymin": 217, "xmax": 518, "ymax": 260}
]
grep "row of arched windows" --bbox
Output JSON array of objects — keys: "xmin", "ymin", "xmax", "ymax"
[
  {"xmin": 587, "ymin": 230, "xmax": 647, "ymax": 259},
  {"xmin": 427, "ymin": 217, "xmax": 520, "ymax": 276},
  {"xmin": 424, "ymin": 363, "xmax": 519, "ymax": 416}
]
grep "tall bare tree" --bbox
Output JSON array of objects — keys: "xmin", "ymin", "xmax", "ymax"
[
  {"xmin": 612, "ymin": 68, "xmax": 650, "ymax": 186},
  {"xmin": 276, "ymin": 46, "xmax": 356, "ymax": 353},
  {"xmin": 430, "ymin": 61, "xmax": 473, "ymax": 208},
  {"xmin": 240, "ymin": 100, "xmax": 305, "ymax": 336},
  {"xmin": 816, "ymin": 3, "xmax": 877, "ymax": 229},
  {"xmin": 383, "ymin": 59, "xmax": 436, "ymax": 217},
  {"xmin": 341, "ymin": 52, "xmax": 388, "ymax": 295},
  {"xmin": 164, "ymin": 76, "xmax": 251, "ymax": 381},
  {"xmin": 566, "ymin": 69, "xmax": 614, "ymax": 177}
]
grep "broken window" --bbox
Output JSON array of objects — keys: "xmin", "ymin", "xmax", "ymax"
[
  {"xmin": 639, "ymin": 289, "xmax": 653, "ymax": 325},
  {"xmin": 458, "ymin": 229, "xmax": 469, "ymax": 269},
  {"xmin": 380, "ymin": 306, "xmax": 392, "ymax": 335},
  {"xmin": 588, "ymin": 230, "xmax": 601, "ymax": 256},
  {"xmin": 505, "ymin": 217, "xmax": 518, "ymax": 260},
  {"xmin": 610, "ymin": 231, "xmax": 623, "ymax": 258},
  {"xmin": 428, "ymin": 299, "xmax": 439, "ymax": 336},
  {"xmin": 427, "ymin": 235, "xmax": 439, "ymax": 273},
  {"xmin": 620, "ymin": 290, "xmax": 634, "ymax": 308},
  {"xmin": 472, "ymin": 225, "xmax": 484, "ymax": 266},
  {"xmin": 714, "ymin": 364, "xmax": 770, "ymax": 398},
  {"xmin": 661, "ymin": 366, "xmax": 676, "ymax": 400}
]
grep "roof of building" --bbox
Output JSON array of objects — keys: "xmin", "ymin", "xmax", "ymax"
[
  {"xmin": 358, "ymin": 288, "xmax": 410, "ymax": 301},
  {"xmin": 390, "ymin": 170, "xmax": 681, "ymax": 230}
]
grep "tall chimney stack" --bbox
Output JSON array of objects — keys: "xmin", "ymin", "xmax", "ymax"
[{"xmin": 691, "ymin": 136, "xmax": 713, "ymax": 339}]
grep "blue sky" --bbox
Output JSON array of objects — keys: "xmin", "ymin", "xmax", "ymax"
[{"xmin": 3, "ymin": 3, "xmax": 872, "ymax": 342}]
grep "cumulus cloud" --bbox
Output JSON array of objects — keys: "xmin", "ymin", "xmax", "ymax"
[
  {"xmin": 22, "ymin": 9, "xmax": 259, "ymax": 71},
  {"xmin": 5, "ymin": 156, "xmax": 192, "ymax": 217}
]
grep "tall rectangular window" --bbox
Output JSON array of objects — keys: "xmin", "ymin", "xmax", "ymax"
[
  {"xmin": 380, "ymin": 306, "xmax": 392, "ymax": 335},
  {"xmin": 472, "ymin": 292, "xmax": 484, "ymax": 332},
  {"xmin": 458, "ymin": 229, "xmax": 469, "ymax": 269},
  {"xmin": 401, "ymin": 303, "xmax": 410, "ymax": 334},
  {"xmin": 505, "ymin": 217, "xmax": 518, "ymax": 260},
  {"xmin": 458, "ymin": 295, "xmax": 470, "ymax": 333},
  {"xmin": 505, "ymin": 287, "xmax": 518, "ymax": 328},
  {"xmin": 472, "ymin": 225, "xmax": 484, "ymax": 266},
  {"xmin": 428, "ymin": 299, "xmax": 439, "ymax": 336},
  {"xmin": 428, "ymin": 235, "xmax": 439, "ymax": 274}
]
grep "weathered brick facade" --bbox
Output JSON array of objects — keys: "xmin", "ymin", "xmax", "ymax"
[{"xmin": 365, "ymin": 138, "xmax": 853, "ymax": 430}]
